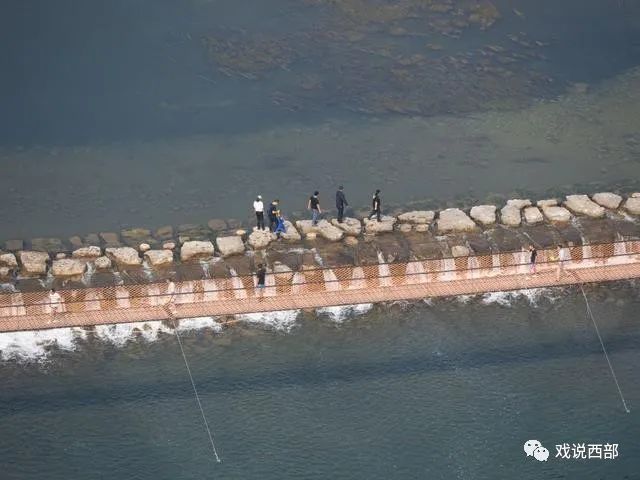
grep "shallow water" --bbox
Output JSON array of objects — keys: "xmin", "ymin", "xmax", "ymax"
[
  {"xmin": 2, "ymin": 0, "xmax": 640, "ymax": 238},
  {"xmin": 1, "ymin": 284, "xmax": 639, "ymax": 479}
]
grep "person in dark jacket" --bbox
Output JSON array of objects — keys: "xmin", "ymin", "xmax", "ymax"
[
  {"xmin": 256, "ymin": 263, "xmax": 266, "ymax": 289},
  {"xmin": 308, "ymin": 191, "xmax": 321, "ymax": 226},
  {"xmin": 335, "ymin": 186, "xmax": 348, "ymax": 223},
  {"xmin": 268, "ymin": 199, "xmax": 279, "ymax": 232},
  {"xmin": 370, "ymin": 189, "xmax": 382, "ymax": 222}
]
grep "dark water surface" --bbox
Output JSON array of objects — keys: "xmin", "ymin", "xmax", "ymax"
[
  {"xmin": 1, "ymin": 285, "xmax": 639, "ymax": 479},
  {"xmin": 1, "ymin": 0, "xmax": 640, "ymax": 238}
]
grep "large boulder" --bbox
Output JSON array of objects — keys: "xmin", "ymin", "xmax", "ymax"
[
  {"xmin": 296, "ymin": 220, "xmax": 344, "ymax": 241},
  {"xmin": 105, "ymin": 247, "xmax": 142, "ymax": 266},
  {"xmin": 592, "ymin": 192, "xmax": 623, "ymax": 210},
  {"xmin": 523, "ymin": 206, "xmax": 544, "ymax": 224},
  {"xmin": 0, "ymin": 252, "xmax": 18, "ymax": 268},
  {"xmin": 216, "ymin": 236, "xmax": 245, "ymax": 257},
  {"xmin": 537, "ymin": 198, "xmax": 558, "ymax": 208},
  {"xmin": 500, "ymin": 205, "xmax": 521, "ymax": 227},
  {"xmin": 364, "ymin": 216, "xmax": 397, "ymax": 234},
  {"xmin": 623, "ymin": 197, "xmax": 640, "ymax": 215},
  {"xmin": 331, "ymin": 217, "xmax": 362, "ymax": 236},
  {"xmin": 248, "ymin": 229, "xmax": 276, "ymax": 249},
  {"xmin": 94, "ymin": 256, "xmax": 112, "ymax": 270},
  {"xmin": 180, "ymin": 241, "xmax": 215, "ymax": 261},
  {"xmin": 72, "ymin": 246, "xmax": 102, "ymax": 258},
  {"xmin": 397, "ymin": 210, "xmax": 435, "ymax": 224},
  {"xmin": 144, "ymin": 249, "xmax": 174, "ymax": 267},
  {"xmin": 280, "ymin": 221, "xmax": 302, "ymax": 242},
  {"xmin": 18, "ymin": 251, "xmax": 50, "ymax": 275},
  {"xmin": 542, "ymin": 206, "xmax": 572, "ymax": 223},
  {"xmin": 469, "ymin": 205, "xmax": 496, "ymax": 225},
  {"xmin": 51, "ymin": 258, "xmax": 87, "ymax": 277},
  {"xmin": 506, "ymin": 199, "xmax": 531, "ymax": 210},
  {"xmin": 564, "ymin": 195, "xmax": 605, "ymax": 218},
  {"xmin": 437, "ymin": 209, "xmax": 476, "ymax": 233}
]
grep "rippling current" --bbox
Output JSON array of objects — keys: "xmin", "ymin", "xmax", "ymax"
[{"xmin": 1, "ymin": 283, "xmax": 639, "ymax": 479}]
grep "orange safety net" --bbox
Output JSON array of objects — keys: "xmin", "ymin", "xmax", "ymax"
[{"xmin": 1, "ymin": 240, "xmax": 639, "ymax": 332}]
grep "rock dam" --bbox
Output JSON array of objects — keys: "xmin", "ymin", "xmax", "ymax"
[{"xmin": 1, "ymin": 192, "xmax": 640, "ymax": 332}]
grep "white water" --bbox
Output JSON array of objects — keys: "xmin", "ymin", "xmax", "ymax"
[
  {"xmin": 480, "ymin": 288, "xmax": 560, "ymax": 307},
  {"xmin": 377, "ymin": 251, "xmax": 392, "ymax": 287},
  {"xmin": 229, "ymin": 268, "xmax": 248, "ymax": 299},
  {"xmin": 0, "ymin": 327, "xmax": 87, "ymax": 361},
  {"xmin": 316, "ymin": 303, "xmax": 374, "ymax": 323},
  {"xmin": 235, "ymin": 309, "xmax": 301, "ymax": 332}
]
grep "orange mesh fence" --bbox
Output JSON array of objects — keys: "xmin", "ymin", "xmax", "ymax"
[{"xmin": 0, "ymin": 240, "xmax": 639, "ymax": 332}]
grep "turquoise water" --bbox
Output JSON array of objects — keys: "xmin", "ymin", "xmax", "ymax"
[{"xmin": 1, "ymin": 284, "xmax": 639, "ymax": 479}]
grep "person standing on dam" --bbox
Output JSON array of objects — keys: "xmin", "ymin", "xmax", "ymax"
[
  {"xmin": 268, "ymin": 199, "xmax": 280, "ymax": 232},
  {"xmin": 308, "ymin": 191, "xmax": 322, "ymax": 226},
  {"xmin": 370, "ymin": 189, "xmax": 382, "ymax": 222},
  {"xmin": 336, "ymin": 186, "xmax": 348, "ymax": 223},
  {"xmin": 253, "ymin": 195, "xmax": 265, "ymax": 230}
]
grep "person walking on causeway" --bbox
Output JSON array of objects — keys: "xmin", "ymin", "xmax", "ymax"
[
  {"xmin": 253, "ymin": 195, "xmax": 265, "ymax": 230},
  {"xmin": 308, "ymin": 191, "xmax": 321, "ymax": 226},
  {"xmin": 370, "ymin": 189, "xmax": 382, "ymax": 222},
  {"xmin": 268, "ymin": 199, "xmax": 279, "ymax": 232},
  {"xmin": 336, "ymin": 186, "xmax": 348, "ymax": 223}
]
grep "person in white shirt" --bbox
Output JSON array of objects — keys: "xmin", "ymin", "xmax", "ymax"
[
  {"xmin": 253, "ymin": 195, "xmax": 265, "ymax": 230},
  {"xmin": 164, "ymin": 278, "xmax": 177, "ymax": 318},
  {"xmin": 48, "ymin": 288, "xmax": 62, "ymax": 322},
  {"xmin": 556, "ymin": 244, "xmax": 571, "ymax": 281}
]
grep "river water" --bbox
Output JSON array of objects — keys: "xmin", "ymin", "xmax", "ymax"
[
  {"xmin": 2, "ymin": 1, "xmax": 640, "ymax": 478},
  {"xmin": 1, "ymin": 284, "xmax": 639, "ymax": 479},
  {"xmin": 1, "ymin": 0, "xmax": 640, "ymax": 238}
]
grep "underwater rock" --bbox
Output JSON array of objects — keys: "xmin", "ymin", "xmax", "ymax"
[{"xmin": 451, "ymin": 245, "xmax": 470, "ymax": 257}]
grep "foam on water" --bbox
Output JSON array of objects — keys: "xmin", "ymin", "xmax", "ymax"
[
  {"xmin": 0, "ymin": 327, "xmax": 87, "ymax": 361},
  {"xmin": 235, "ymin": 309, "xmax": 301, "ymax": 332},
  {"xmin": 176, "ymin": 316, "xmax": 222, "ymax": 333},
  {"xmin": 481, "ymin": 288, "xmax": 559, "ymax": 307},
  {"xmin": 316, "ymin": 303, "xmax": 374, "ymax": 323},
  {"xmin": 94, "ymin": 321, "xmax": 172, "ymax": 346}
]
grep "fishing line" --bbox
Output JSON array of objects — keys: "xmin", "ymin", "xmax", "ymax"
[
  {"xmin": 575, "ymin": 279, "xmax": 630, "ymax": 414},
  {"xmin": 170, "ymin": 316, "xmax": 223, "ymax": 462}
]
